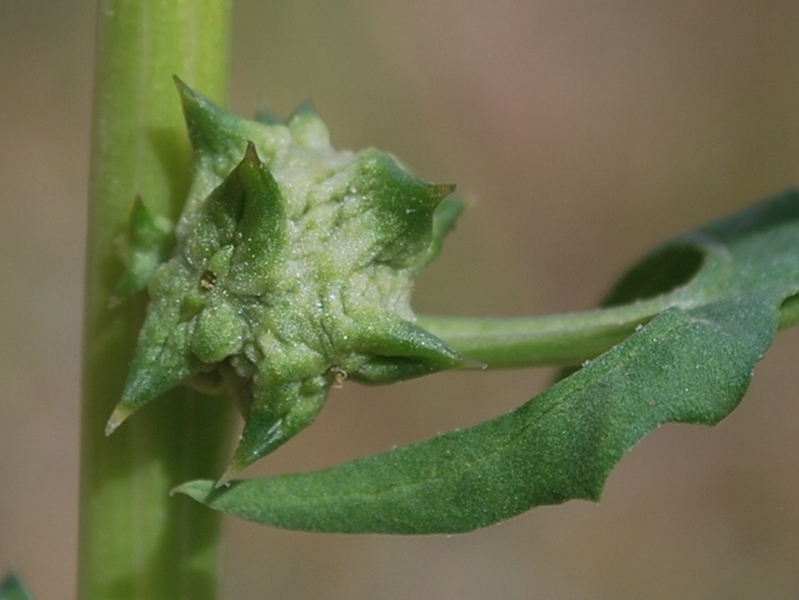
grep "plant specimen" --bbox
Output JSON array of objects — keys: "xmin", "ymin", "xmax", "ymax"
[{"xmin": 6, "ymin": 2, "xmax": 799, "ymax": 599}]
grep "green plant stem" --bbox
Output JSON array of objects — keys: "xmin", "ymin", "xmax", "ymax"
[
  {"xmin": 421, "ymin": 308, "xmax": 652, "ymax": 368},
  {"xmin": 422, "ymin": 293, "xmax": 799, "ymax": 368},
  {"xmin": 79, "ymin": 2, "xmax": 233, "ymax": 599},
  {"xmin": 420, "ymin": 258, "xmax": 712, "ymax": 367},
  {"xmin": 420, "ymin": 244, "xmax": 730, "ymax": 368}
]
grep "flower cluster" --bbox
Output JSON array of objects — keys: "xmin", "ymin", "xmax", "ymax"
[{"xmin": 107, "ymin": 80, "xmax": 466, "ymax": 483}]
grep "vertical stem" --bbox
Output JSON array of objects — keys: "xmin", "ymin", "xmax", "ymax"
[{"xmin": 79, "ymin": 1, "xmax": 234, "ymax": 599}]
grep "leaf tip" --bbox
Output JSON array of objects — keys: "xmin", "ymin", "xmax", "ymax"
[
  {"xmin": 104, "ymin": 406, "xmax": 132, "ymax": 436},
  {"xmin": 170, "ymin": 479, "xmax": 215, "ymax": 499},
  {"xmin": 288, "ymin": 98, "xmax": 319, "ymax": 121},
  {"xmin": 243, "ymin": 140, "xmax": 261, "ymax": 165},
  {"xmin": 172, "ymin": 74, "xmax": 187, "ymax": 91},
  {"xmin": 432, "ymin": 182, "xmax": 457, "ymax": 200},
  {"xmin": 459, "ymin": 355, "xmax": 487, "ymax": 370},
  {"xmin": 216, "ymin": 462, "xmax": 244, "ymax": 488}
]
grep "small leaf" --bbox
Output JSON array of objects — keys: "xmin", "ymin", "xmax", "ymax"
[
  {"xmin": 221, "ymin": 377, "xmax": 328, "ymax": 485},
  {"xmin": 182, "ymin": 143, "xmax": 286, "ymax": 294},
  {"xmin": 425, "ymin": 195, "xmax": 468, "ymax": 266},
  {"xmin": 175, "ymin": 77, "xmax": 290, "ymax": 189},
  {"xmin": 176, "ymin": 190, "xmax": 799, "ymax": 533},
  {"xmin": 353, "ymin": 149, "xmax": 453, "ymax": 268},
  {"xmin": 349, "ymin": 316, "xmax": 465, "ymax": 384},
  {"xmin": 227, "ymin": 143, "xmax": 286, "ymax": 294},
  {"xmin": 114, "ymin": 197, "xmax": 173, "ymax": 297},
  {"xmin": 350, "ymin": 356, "xmax": 452, "ymax": 385},
  {"xmin": 0, "ymin": 573, "xmax": 33, "ymax": 600},
  {"xmin": 107, "ymin": 264, "xmax": 199, "ymax": 434},
  {"xmin": 287, "ymin": 100, "xmax": 331, "ymax": 150},
  {"xmin": 182, "ymin": 151, "xmax": 250, "ymax": 265},
  {"xmin": 176, "ymin": 76, "xmax": 251, "ymax": 163}
]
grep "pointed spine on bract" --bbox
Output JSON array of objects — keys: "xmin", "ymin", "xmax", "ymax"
[
  {"xmin": 219, "ymin": 376, "xmax": 329, "ymax": 486},
  {"xmin": 175, "ymin": 76, "xmax": 254, "ymax": 166},
  {"xmin": 349, "ymin": 315, "xmax": 466, "ymax": 384},
  {"xmin": 287, "ymin": 100, "xmax": 331, "ymax": 151},
  {"xmin": 179, "ymin": 140, "xmax": 287, "ymax": 295},
  {"xmin": 349, "ymin": 148, "xmax": 457, "ymax": 270},
  {"xmin": 105, "ymin": 264, "xmax": 198, "ymax": 435}
]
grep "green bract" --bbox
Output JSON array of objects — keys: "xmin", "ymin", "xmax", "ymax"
[{"xmin": 107, "ymin": 79, "xmax": 468, "ymax": 483}]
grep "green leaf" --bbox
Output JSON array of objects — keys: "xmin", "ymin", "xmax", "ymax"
[
  {"xmin": 175, "ymin": 295, "xmax": 774, "ymax": 532},
  {"xmin": 352, "ymin": 149, "xmax": 455, "ymax": 269},
  {"xmin": 0, "ymin": 573, "xmax": 32, "ymax": 600},
  {"xmin": 176, "ymin": 190, "xmax": 799, "ymax": 533},
  {"xmin": 226, "ymin": 143, "xmax": 287, "ymax": 295},
  {"xmin": 425, "ymin": 195, "xmax": 468, "ymax": 266},
  {"xmin": 221, "ymin": 376, "xmax": 329, "ymax": 485},
  {"xmin": 349, "ymin": 315, "xmax": 465, "ymax": 384},
  {"xmin": 113, "ymin": 196, "xmax": 174, "ymax": 298}
]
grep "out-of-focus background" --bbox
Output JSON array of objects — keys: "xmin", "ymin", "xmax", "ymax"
[{"xmin": 3, "ymin": 1, "xmax": 799, "ymax": 598}]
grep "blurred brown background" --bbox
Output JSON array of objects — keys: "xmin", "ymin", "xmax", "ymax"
[{"xmin": 3, "ymin": 1, "xmax": 799, "ymax": 598}]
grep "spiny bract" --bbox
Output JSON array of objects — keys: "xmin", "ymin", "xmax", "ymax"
[{"xmin": 107, "ymin": 79, "xmax": 468, "ymax": 484}]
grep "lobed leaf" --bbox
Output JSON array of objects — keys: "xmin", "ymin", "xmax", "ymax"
[{"xmin": 176, "ymin": 190, "xmax": 799, "ymax": 534}]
